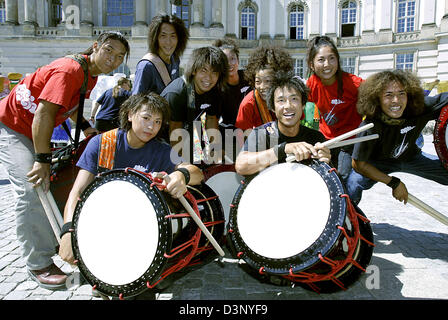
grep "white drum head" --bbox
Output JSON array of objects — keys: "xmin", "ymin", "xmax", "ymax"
[
  {"xmin": 237, "ymin": 162, "xmax": 331, "ymax": 259},
  {"xmin": 76, "ymin": 180, "xmax": 160, "ymax": 286},
  {"xmin": 205, "ymin": 171, "xmax": 242, "ymax": 229}
]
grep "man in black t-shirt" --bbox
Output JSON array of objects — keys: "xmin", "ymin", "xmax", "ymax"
[
  {"xmin": 235, "ymin": 71, "xmax": 330, "ymax": 176},
  {"xmin": 347, "ymin": 70, "xmax": 448, "ymax": 205},
  {"xmin": 161, "ymin": 46, "xmax": 228, "ymax": 164}
]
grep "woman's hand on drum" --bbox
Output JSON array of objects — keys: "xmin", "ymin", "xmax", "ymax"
[
  {"xmin": 392, "ymin": 181, "xmax": 409, "ymax": 204},
  {"xmin": 164, "ymin": 171, "xmax": 188, "ymax": 199},
  {"xmin": 59, "ymin": 233, "xmax": 76, "ymax": 264}
]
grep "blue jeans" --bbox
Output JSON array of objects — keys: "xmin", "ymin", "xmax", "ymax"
[
  {"xmin": 347, "ymin": 151, "xmax": 448, "ymax": 205},
  {"xmin": 0, "ymin": 122, "xmax": 58, "ymax": 270}
]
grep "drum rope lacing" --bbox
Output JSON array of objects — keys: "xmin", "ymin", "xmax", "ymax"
[{"xmin": 280, "ymin": 193, "xmax": 375, "ymax": 293}]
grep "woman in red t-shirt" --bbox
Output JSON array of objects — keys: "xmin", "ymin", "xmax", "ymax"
[{"xmin": 306, "ymin": 36, "xmax": 363, "ymax": 181}]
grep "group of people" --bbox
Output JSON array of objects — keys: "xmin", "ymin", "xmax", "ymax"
[{"xmin": 0, "ymin": 11, "xmax": 447, "ymax": 296}]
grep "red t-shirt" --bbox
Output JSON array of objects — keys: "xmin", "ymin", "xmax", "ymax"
[
  {"xmin": 0, "ymin": 55, "xmax": 97, "ymax": 139},
  {"xmin": 235, "ymin": 90, "xmax": 276, "ymax": 130},
  {"xmin": 307, "ymin": 73, "xmax": 363, "ymax": 139}
]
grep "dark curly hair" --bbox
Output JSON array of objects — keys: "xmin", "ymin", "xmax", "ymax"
[
  {"xmin": 357, "ymin": 70, "xmax": 425, "ymax": 120},
  {"xmin": 119, "ymin": 92, "xmax": 171, "ymax": 137},
  {"xmin": 243, "ymin": 45, "xmax": 294, "ymax": 87},
  {"xmin": 147, "ymin": 13, "xmax": 189, "ymax": 60},
  {"xmin": 267, "ymin": 71, "xmax": 309, "ymax": 112}
]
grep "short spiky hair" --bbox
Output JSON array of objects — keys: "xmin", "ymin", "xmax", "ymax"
[
  {"xmin": 212, "ymin": 37, "xmax": 240, "ymax": 59},
  {"xmin": 184, "ymin": 46, "xmax": 229, "ymax": 92},
  {"xmin": 357, "ymin": 69, "xmax": 425, "ymax": 119},
  {"xmin": 267, "ymin": 71, "xmax": 309, "ymax": 112},
  {"xmin": 243, "ymin": 45, "xmax": 294, "ymax": 87},
  {"xmin": 119, "ymin": 92, "xmax": 170, "ymax": 136},
  {"xmin": 147, "ymin": 13, "xmax": 189, "ymax": 59}
]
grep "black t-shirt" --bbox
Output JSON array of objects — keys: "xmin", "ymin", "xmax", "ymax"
[
  {"xmin": 352, "ymin": 92, "xmax": 448, "ymax": 162},
  {"xmin": 220, "ymin": 70, "xmax": 251, "ymax": 127},
  {"xmin": 243, "ymin": 121, "xmax": 327, "ymax": 158},
  {"xmin": 161, "ymin": 77, "xmax": 221, "ymax": 133}
]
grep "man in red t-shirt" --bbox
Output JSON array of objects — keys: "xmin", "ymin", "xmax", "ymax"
[{"xmin": 0, "ymin": 32, "xmax": 129, "ymax": 290}]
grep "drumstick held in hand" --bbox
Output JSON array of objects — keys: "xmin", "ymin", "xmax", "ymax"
[
  {"xmin": 36, "ymin": 186, "xmax": 62, "ymax": 244},
  {"xmin": 163, "ymin": 174, "xmax": 225, "ymax": 257},
  {"xmin": 321, "ymin": 123, "xmax": 374, "ymax": 148},
  {"xmin": 407, "ymin": 193, "xmax": 448, "ymax": 226}
]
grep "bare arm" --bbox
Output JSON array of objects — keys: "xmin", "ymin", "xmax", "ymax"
[{"xmin": 352, "ymin": 159, "xmax": 408, "ymax": 203}]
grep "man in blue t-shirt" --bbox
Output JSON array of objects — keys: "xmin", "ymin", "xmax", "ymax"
[{"xmin": 58, "ymin": 93, "xmax": 203, "ymax": 264}]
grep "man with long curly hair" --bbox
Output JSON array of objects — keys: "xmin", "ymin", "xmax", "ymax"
[{"xmin": 347, "ymin": 70, "xmax": 448, "ymax": 205}]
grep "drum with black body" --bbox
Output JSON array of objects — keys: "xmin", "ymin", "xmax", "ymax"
[
  {"xmin": 71, "ymin": 168, "xmax": 225, "ymax": 299},
  {"xmin": 434, "ymin": 104, "xmax": 448, "ymax": 170},
  {"xmin": 227, "ymin": 160, "xmax": 374, "ymax": 293}
]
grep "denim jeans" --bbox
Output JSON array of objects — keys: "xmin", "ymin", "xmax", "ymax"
[
  {"xmin": 347, "ymin": 151, "xmax": 448, "ymax": 205},
  {"xmin": 0, "ymin": 122, "xmax": 58, "ymax": 270}
]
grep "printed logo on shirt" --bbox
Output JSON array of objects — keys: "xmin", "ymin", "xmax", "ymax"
[
  {"xmin": 200, "ymin": 104, "xmax": 211, "ymax": 110},
  {"xmin": 241, "ymin": 86, "xmax": 250, "ymax": 94},
  {"xmin": 321, "ymin": 99, "xmax": 345, "ymax": 126},
  {"xmin": 16, "ymin": 84, "xmax": 37, "ymax": 114},
  {"xmin": 133, "ymin": 165, "xmax": 147, "ymax": 172},
  {"xmin": 392, "ymin": 125, "xmax": 415, "ymax": 158},
  {"xmin": 331, "ymin": 99, "xmax": 344, "ymax": 105},
  {"xmin": 171, "ymin": 69, "xmax": 177, "ymax": 75}
]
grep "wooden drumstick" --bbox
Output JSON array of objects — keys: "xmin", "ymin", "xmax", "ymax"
[
  {"xmin": 36, "ymin": 186, "xmax": 62, "ymax": 244},
  {"xmin": 163, "ymin": 174, "xmax": 225, "ymax": 257},
  {"xmin": 321, "ymin": 123, "xmax": 374, "ymax": 148},
  {"xmin": 407, "ymin": 193, "xmax": 448, "ymax": 227}
]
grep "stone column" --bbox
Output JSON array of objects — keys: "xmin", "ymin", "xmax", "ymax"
[
  {"xmin": 23, "ymin": 0, "xmax": 37, "ymax": 26},
  {"xmin": 323, "ymin": 0, "xmax": 337, "ymax": 37},
  {"xmin": 422, "ymin": 0, "xmax": 436, "ymax": 26},
  {"xmin": 309, "ymin": 0, "xmax": 320, "ymax": 37},
  {"xmin": 60, "ymin": 0, "xmax": 74, "ymax": 25},
  {"xmin": 440, "ymin": 0, "xmax": 448, "ymax": 32},
  {"xmin": 5, "ymin": 0, "xmax": 19, "ymax": 25},
  {"xmin": 362, "ymin": 0, "xmax": 375, "ymax": 32},
  {"xmin": 134, "ymin": 0, "xmax": 147, "ymax": 25},
  {"xmin": 156, "ymin": 0, "xmax": 168, "ymax": 15},
  {"xmin": 378, "ymin": 0, "xmax": 393, "ymax": 43},
  {"xmin": 191, "ymin": 0, "xmax": 204, "ymax": 26},
  {"xmin": 211, "ymin": 0, "xmax": 223, "ymax": 28},
  {"xmin": 80, "ymin": 0, "xmax": 93, "ymax": 26}
]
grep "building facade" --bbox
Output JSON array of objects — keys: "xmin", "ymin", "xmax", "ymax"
[{"xmin": 1, "ymin": 0, "xmax": 448, "ymax": 85}]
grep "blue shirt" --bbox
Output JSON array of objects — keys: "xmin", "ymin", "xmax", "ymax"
[
  {"xmin": 77, "ymin": 129, "xmax": 183, "ymax": 175},
  {"xmin": 132, "ymin": 55, "xmax": 180, "ymax": 95},
  {"xmin": 96, "ymin": 88, "xmax": 131, "ymax": 121}
]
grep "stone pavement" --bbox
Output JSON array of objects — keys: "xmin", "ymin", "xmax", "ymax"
[{"xmin": 0, "ymin": 134, "xmax": 447, "ymax": 301}]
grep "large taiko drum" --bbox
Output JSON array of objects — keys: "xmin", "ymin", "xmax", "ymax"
[
  {"xmin": 71, "ymin": 168, "xmax": 225, "ymax": 299},
  {"xmin": 227, "ymin": 160, "xmax": 374, "ymax": 293},
  {"xmin": 434, "ymin": 105, "xmax": 448, "ymax": 170},
  {"xmin": 50, "ymin": 135, "xmax": 94, "ymax": 213},
  {"xmin": 203, "ymin": 164, "xmax": 244, "ymax": 234}
]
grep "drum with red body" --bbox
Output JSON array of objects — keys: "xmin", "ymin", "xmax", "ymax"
[
  {"xmin": 227, "ymin": 160, "xmax": 374, "ymax": 293},
  {"xmin": 434, "ymin": 105, "xmax": 448, "ymax": 170},
  {"xmin": 50, "ymin": 135, "xmax": 94, "ymax": 213},
  {"xmin": 71, "ymin": 168, "xmax": 225, "ymax": 299}
]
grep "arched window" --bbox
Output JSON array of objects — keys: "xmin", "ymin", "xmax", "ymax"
[
  {"xmin": 171, "ymin": 0, "xmax": 190, "ymax": 28},
  {"xmin": 290, "ymin": 4, "xmax": 305, "ymax": 40},
  {"xmin": 397, "ymin": 0, "xmax": 416, "ymax": 33},
  {"xmin": 240, "ymin": 6, "xmax": 256, "ymax": 40},
  {"xmin": 340, "ymin": 0, "xmax": 357, "ymax": 37},
  {"xmin": 106, "ymin": 0, "xmax": 134, "ymax": 27}
]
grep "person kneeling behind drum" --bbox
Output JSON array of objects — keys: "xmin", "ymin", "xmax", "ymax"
[
  {"xmin": 235, "ymin": 71, "xmax": 331, "ymax": 175},
  {"xmin": 346, "ymin": 70, "xmax": 448, "ymax": 205},
  {"xmin": 59, "ymin": 93, "xmax": 203, "ymax": 265}
]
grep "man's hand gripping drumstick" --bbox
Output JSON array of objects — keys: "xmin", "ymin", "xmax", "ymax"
[{"xmin": 156, "ymin": 173, "xmax": 226, "ymax": 257}]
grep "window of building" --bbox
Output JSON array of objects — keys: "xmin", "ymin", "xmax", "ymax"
[
  {"xmin": 172, "ymin": 0, "xmax": 190, "ymax": 28},
  {"xmin": 241, "ymin": 6, "xmax": 256, "ymax": 40},
  {"xmin": 50, "ymin": 0, "xmax": 63, "ymax": 26},
  {"xmin": 397, "ymin": 0, "xmax": 416, "ymax": 33},
  {"xmin": 341, "ymin": 1, "xmax": 357, "ymax": 37},
  {"xmin": 341, "ymin": 56, "xmax": 356, "ymax": 74},
  {"xmin": 396, "ymin": 53, "xmax": 414, "ymax": 71},
  {"xmin": 289, "ymin": 4, "xmax": 305, "ymax": 40},
  {"xmin": 294, "ymin": 58, "xmax": 306, "ymax": 79},
  {"xmin": 106, "ymin": 0, "xmax": 134, "ymax": 27},
  {"xmin": 0, "ymin": 0, "xmax": 6, "ymax": 23}
]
